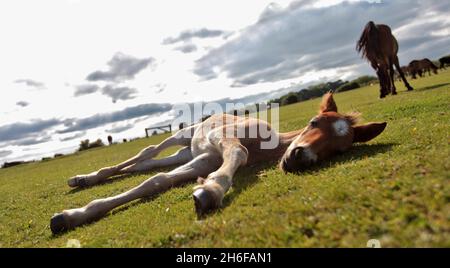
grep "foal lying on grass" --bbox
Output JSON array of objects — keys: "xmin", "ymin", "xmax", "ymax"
[{"xmin": 50, "ymin": 93, "xmax": 387, "ymax": 234}]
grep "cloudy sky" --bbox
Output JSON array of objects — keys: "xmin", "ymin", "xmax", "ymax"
[{"xmin": 1, "ymin": 0, "xmax": 449, "ymax": 164}]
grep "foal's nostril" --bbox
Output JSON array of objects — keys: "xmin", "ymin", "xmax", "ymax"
[
  {"xmin": 291, "ymin": 147, "xmax": 304, "ymax": 159},
  {"xmin": 281, "ymin": 147, "xmax": 304, "ymax": 173}
]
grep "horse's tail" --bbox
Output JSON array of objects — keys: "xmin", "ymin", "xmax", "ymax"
[{"xmin": 356, "ymin": 21, "xmax": 380, "ymax": 60}]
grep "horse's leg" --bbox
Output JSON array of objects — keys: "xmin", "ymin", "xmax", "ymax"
[
  {"xmin": 372, "ymin": 62, "xmax": 386, "ymax": 98},
  {"xmin": 50, "ymin": 153, "xmax": 222, "ymax": 234},
  {"xmin": 67, "ymin": 126, "xmax": 194, "ymax": 188},
  {"xmin": 376, "ymin": 69, "xmax": 386, "ymax": 98},
  {"xmin": 384, "ymin": 66, "xmax": 392, "ymax": 97},
  {"xmin": 393, "ymin": 55, "xmax": 413, "ymax": 91},
  {"xmin": 378, "ymin": 64, "xmax": 391, "ymax": 98},
  {"xmin": 192, "ymin": 138, "xmax": 248, "ymax": 216},
  {"xmin": 118, "ymin": 147, "xmax": 193, "ymax": 174},
  {"xmin": 388, "ymin": 59, "xmax": 397, "ymax": 95}
]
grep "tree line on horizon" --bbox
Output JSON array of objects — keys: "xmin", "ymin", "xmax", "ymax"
[{"xmin": 267, "ymin": 75, "xmax": 378, "ymax": 107}]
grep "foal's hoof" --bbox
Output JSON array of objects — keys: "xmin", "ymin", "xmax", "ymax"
[
  {"xmin": 193, "ymin": 188, "xmax": 217, "ymax": 217},
  {"xmin": 68, "ymin": 177, "xmax": 88, "ymax": 188},
  {"xmin": 50, "ymin": 213, "xmax": 70, "ymax": 234},
  {"xmin": 407, "ymin": 87, "xmax": 413, "ymax": 91}
]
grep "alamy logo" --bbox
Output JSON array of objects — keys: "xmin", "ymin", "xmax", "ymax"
[{"xmin": 171, "ymin": 102, "xmax": 280, "ymax": 149}]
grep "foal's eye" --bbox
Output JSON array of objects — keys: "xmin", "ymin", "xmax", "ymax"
[{"xmin": 309, "ymin": 119, "xmax": 318, "ymax": 128}]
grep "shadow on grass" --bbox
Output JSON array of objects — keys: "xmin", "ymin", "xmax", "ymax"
[
  {"xmin": 55, "ymin": 142, "xmax": 395, "ymax": 235},
  {"xmin": 416, "ymin": 82, "xmax": 450, "ymax": 92},
  {"xmin": 218, "ymin": 142, "xmax": 396, "ymax": 214}
]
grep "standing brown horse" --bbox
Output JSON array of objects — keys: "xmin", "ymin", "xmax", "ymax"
[{"xmin": 357, "ymin": 21, "xmax": 413, "ymax": 98}]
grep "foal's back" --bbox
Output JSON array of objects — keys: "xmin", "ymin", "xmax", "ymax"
[{"xmin": 190, "ymin": 114, "xmax": 280, "ymax": 163}]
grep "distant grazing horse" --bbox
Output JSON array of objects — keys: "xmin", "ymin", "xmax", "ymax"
[
  {"xmin": 408, "ymin": 58, "xmax": 439, "ymax": 79},
  {"xmin": 357, "ymin": 21, "xmax": 413, "ymax": 98},
  {"xmin": 50, "ymin": 93, "xmax": 387, "ymax": 234},
  {"xmin": 396, "ymin": 66, "xmax": 410, "ymax": 81},
  {"xmin": 400, "ymin": 66, "xmax": 410, "ymax": 77},
  {"xmin": 439, "ymin": 56, "xmax": 450, "ymax": 69}
]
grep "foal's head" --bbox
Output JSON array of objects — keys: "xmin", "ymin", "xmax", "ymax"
[{"xmin": 280, "ymin": 93, "xmax": 387, "ymax": 173}]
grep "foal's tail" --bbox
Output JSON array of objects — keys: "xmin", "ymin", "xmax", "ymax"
[{"xmin": 356, "ymin": 21, "xmax": 380, "ymax": 60}]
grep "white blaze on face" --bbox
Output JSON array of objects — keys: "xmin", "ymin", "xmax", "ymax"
[{"xmin": 333, "ymin": 119, "xmax": 349, "ymax": 136}]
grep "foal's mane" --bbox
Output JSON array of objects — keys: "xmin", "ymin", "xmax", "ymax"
[{"xmin": 344, "ymin": 111, "xmax": 361, "ymax": 126}]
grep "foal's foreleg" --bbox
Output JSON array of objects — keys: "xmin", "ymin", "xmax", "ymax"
[
  {"xmin": 193, "ymin": 138, "xmax": 248, "ymax": 216},
  {"xmin": 68, "ymin": 128, "xmax": 193, "ymax": 188},
  {"xmin": 51, "ymin": 153, "xmax": 221, "ymax": 234}
]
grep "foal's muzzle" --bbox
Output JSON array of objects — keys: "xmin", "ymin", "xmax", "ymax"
[{"xmin": 280, "ymin": 147, "xmax": 314, "ymax": 173}]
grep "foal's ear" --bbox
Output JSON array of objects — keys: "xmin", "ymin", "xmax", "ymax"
[
  {"xmin": 320, "ymin": 92, "xmax": 338, "ymax": 113},
  {"xmin": 353, "ymin": 122, "xmax": 387, "ymax": 143}
]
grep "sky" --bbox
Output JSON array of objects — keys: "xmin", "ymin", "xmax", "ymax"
[{"xmin": 0, "ymin": 0, "xmax": 449, "ymax": 164}]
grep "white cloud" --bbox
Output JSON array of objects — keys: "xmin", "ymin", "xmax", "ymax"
[
  {"xmin": 0, "ymin": 0, "xmax": 449, "ymax": 164},
  {"xmin": 86, "ymin": 52, "xmax": 155, "ymax": 82},
  {"xmin": 194, "ymin": 0, "xmax": 450, "ymax": 86},
  {"xmin": 14, "ymin": 79, "xmax": 45, "ymax": 89}
]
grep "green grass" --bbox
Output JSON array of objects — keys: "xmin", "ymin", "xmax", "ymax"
[{"xmin": 1, "ymin": 70, "xmax": 449, "ymax": 248}]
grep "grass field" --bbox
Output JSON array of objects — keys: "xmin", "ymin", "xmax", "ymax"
[{"xmin": 0, "ymin": 69, "xmax": 449, "ymax": 248}]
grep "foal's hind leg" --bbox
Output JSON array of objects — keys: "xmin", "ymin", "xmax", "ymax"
[
  {"xmin": 119, "ymin": 147, "xmax": 193, "ymax": 174},
  {"xmin": 51, "ymin": 153, "xmax": 222, "ymax": 234},
  {"xmin": 68, "ymin": 127, "xmax": 194, "ymax": 188},
  {"xmin": 393, "ymin": 55, "xmax": 413, "ymax": 91}
]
